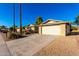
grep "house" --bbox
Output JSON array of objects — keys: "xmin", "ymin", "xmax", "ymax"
[
  {"xmin": 28, "ymin": 24, "xmax": 35, "ymax": 31},
  {"xmin": 28, "ymin": 24, "xmax": 38, "ymax": 33},
  {"xmin": 39, "ymin": 19, "xmax": 71, "ymax": 36},
  {"xmin": 16, "ymin": 28, "xmax": 20, "ymax": 32}
]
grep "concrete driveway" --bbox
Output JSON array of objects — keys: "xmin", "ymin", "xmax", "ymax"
[{"xmin": 6, "ymin": 34, "xmax": 58, "ymax": 56}]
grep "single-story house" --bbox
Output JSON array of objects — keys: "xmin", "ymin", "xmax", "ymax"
[
  {"xmin": 39, "ymin": 19, "xmax": 71, "ymax": 36},
  {"xmin": 16, "ymin": 28, "xmax": 20, "ymax": 32},
  {"xmin": 28, "ymin": 24, "xmax": 38, "ymax": 33},
  {"xmin": 28, "ymin": 24, "xmax": 35, "ymax": 31}
]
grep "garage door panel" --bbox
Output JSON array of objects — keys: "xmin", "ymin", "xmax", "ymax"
[{"xmin": 42, "ymin": 26, "xmax": 61, "ymax": 35}]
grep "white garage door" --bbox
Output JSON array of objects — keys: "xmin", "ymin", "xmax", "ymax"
[{"xmin": 42, "ymin": 25, "xmax": 61, "ymax": 35}]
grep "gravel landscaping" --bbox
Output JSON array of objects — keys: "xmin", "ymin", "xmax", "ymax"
[{"xmin": 34, "ymin": 34, "xmax": 79, "ymax": 56}]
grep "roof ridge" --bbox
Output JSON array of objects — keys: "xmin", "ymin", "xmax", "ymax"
[
  {"xmin": 43, "ymin": 19, "xmax": 65, "ymax": 24},
  {"xmin": 47, "ymin": 19, "xmax": 64, "ymax": 22}
]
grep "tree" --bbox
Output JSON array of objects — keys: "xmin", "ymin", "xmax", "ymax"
[
  {"xmin": 35, "ymin": 16, "xmax": 43, "ymax": 25},
  {"xmin": 74, "ymin": 16, "xmax": 79, "ymax": 31},
  {"xmin": 13, "ymin": 3, "xmax": 16, "ymax": 32},
  {"xmin": 9, "ymin": 26, "xmax": 17, "ymax": 31},
  {"xmin": 0, "ymin": 25, "xmax": 6, "ymax": 29},
  {"xmin": 22, "ymin": 26, "xmax": 25, "ymax": 29},
  {"xmin": 0, "ymin": 26, "xmax": 1, "ymax": 30},
  {"xmin": 20, "ymin": 3, "xmax": 22, "ymax": 35}
]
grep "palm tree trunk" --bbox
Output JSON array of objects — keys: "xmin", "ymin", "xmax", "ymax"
[
  {"xmin": 13, "ymin": 4, "xmax": 15, "ymax": 32},
  {"xmin": 20, "ymin": 3, "xmax": 22, "ymax": 35}
]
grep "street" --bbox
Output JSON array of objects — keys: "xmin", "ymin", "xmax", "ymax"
[{"xmin": 0, "ymin": 33, "xmax": 11, "ymax": 56}]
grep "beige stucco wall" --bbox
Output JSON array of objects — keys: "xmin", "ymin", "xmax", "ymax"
[
  {"xmin": 17, "ymin": 29, "xmax": 20, "ymax": 32},
  {"xmin": 39, "ymin": 24, "xmax": 70, "ymax": 36},
  {"xmin": 42, "ymin": 25, "xmax": 61, "ymax": 35},
  {"xmin": 30, "ymin": 26, "xmax": 35, "ymax": 31},
  {"xmin": 39, "ymin": 26, "xmax": 42, "ymax": 34},
  {"xmin": 60, "ymin": 24, "xmax": 66, "ymax": 36}
]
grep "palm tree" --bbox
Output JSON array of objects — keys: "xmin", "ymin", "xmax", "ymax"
[
  {"xmin": 36, "ymin": 16, "xmax": 43, "ymax": 25},
  {"xmin": 20, "ymin": 3, "xmax": 22, "ymax": 35},
  {"xmin": 13, "ymin": 3, "xmax": 16, "ymax": 32}
]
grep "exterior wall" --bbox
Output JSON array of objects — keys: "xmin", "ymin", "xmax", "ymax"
[
  {"xmin": 39, "ymin": 26, "xmax": 42, "ymax": 34},
  {"xmin": 41, "ymin": 25, "xmax": 61, "ymax": 35},
  {"xmin": 39, "ymin": 24, "xmax": 70, "ymax": 36},
  {"xmin": 17, "ymin": 29, "xmax": 20, "ymax": 32},
  {"xmin": 60, "ymin": 24, "xmax": 66, "ymax": 36},
  {"xmin": 30, "ymin": 26, "xmax": 35, "ymax": 31},
  {"xmin": 25, "ymin": 27, "xmax": 28, "ymax": 30}
]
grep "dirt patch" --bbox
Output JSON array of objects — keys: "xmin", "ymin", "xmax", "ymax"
[{"xmin": 34, "ymin": 35, "xmax": 79, "ymax": 56}]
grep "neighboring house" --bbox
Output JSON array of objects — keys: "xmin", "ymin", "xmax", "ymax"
[
  {"xmin": 29, "ymin": 24, "xmax": 35, "ymax": 31},
  {"xmin": 16, "ymin": 28, "xmax": 20, "ymax": 32},
  {"xmin": 16, "ymin": 24, "xmax": 38, "ymax": 33},
  {"xmin": 28, "ymin": 24, "xmax": 38, "ymax": 33},
  {"xmin": 39, "ymin": 19, "xmax": 71, "ymax": 36},
  {"xmin": 25, "ymin": 27, "xmax": 28, "ymax": 30},
  {"xmin": 0, "ymin": 28, "xmax": 8, "ymax": 33}
]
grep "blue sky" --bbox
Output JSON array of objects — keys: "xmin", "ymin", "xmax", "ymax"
[{"xmin": 0, "ymin": 3, "xmax": 79, "ymax": 27}]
